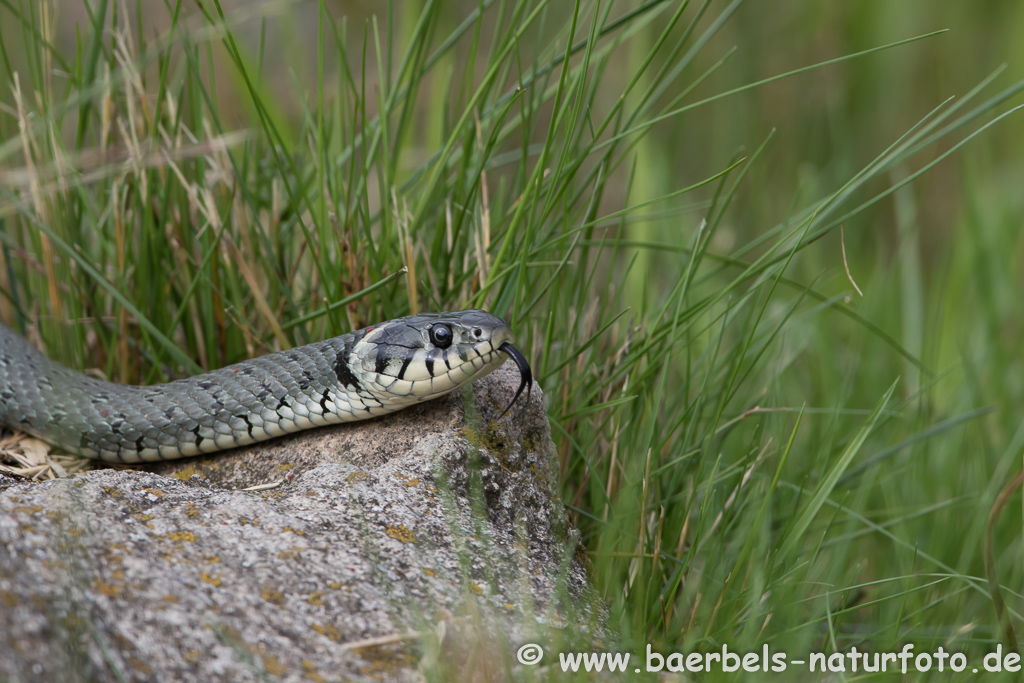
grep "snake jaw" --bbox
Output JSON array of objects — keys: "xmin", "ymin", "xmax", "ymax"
[{"xmin": 498, "ymin": 341, "xmax": 532, "ymax": 418}]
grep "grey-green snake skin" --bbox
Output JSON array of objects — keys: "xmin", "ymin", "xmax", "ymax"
[{"xmin": 0, "ymin": 310, "xmax": 532, "ymax": 464}]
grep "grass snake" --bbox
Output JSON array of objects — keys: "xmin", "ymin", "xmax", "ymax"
[{"xmin": 0, "ymin": 310, "xmax": 532, "ymax": 463}]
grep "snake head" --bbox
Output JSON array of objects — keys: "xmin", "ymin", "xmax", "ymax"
[{"xmin": 351, "ymin": 310, "xmax": 532, "ymax": 416}]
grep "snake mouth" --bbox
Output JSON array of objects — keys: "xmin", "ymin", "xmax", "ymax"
[{"xmin": 498, "ymin": 341, "xmax": 532, "ymax": 418}]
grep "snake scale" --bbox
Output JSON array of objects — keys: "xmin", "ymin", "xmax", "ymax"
[{"xmin": 0, "ymin": 310, "xmax": 532, "ymax": 464}]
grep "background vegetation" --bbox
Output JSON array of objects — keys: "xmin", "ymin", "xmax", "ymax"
[{"xmin": 2, "ymin": 0, "xmax": 1024, "ymax": 679}]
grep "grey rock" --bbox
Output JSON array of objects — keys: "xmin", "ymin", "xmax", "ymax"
[{"xmin": 0, "ymin": 365, "xmax": 597, "ymax": 682}]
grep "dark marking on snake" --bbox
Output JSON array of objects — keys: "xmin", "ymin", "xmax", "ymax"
[
  {"xmin": 238, "ymin": 414, "xmax": 255, "ymax": 438},
  {"xmin": 334, "ymin": 355, "xmax": 364, "ymax": 392},
  {"xmin": 397, "ymin": 353, "xmax": 414, "ymax": 380}
]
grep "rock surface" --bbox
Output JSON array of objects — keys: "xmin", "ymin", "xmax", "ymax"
[{"xmin": 0, "ymin": 366, "xmax": 596, "ymax": 682}]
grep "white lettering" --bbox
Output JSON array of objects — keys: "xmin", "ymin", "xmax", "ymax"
[
  {"xmin": 985, "ymin": 645, "xmax": 1003, "ymax": 672},
  {"xmin": 646, "ymin": 644, "xmax": 664, "ymax": 672}
]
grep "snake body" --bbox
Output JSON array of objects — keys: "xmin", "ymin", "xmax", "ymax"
[{"xmin": 0, "ymin": 310, "xmax": 531, "ymax": 463}]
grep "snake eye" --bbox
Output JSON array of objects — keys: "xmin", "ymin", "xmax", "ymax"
[
  {"xmin": 472, "ymin": 328, "xmax": 483, "ymax": 338},
  {"xmin": 429, "ymin": 324, "xmax": 453, "ymax": 349}
]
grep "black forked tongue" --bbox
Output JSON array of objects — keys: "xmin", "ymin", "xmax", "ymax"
[{"xmin": 498, "ymin": 341, "xmax": 532, "ymax": 418}]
